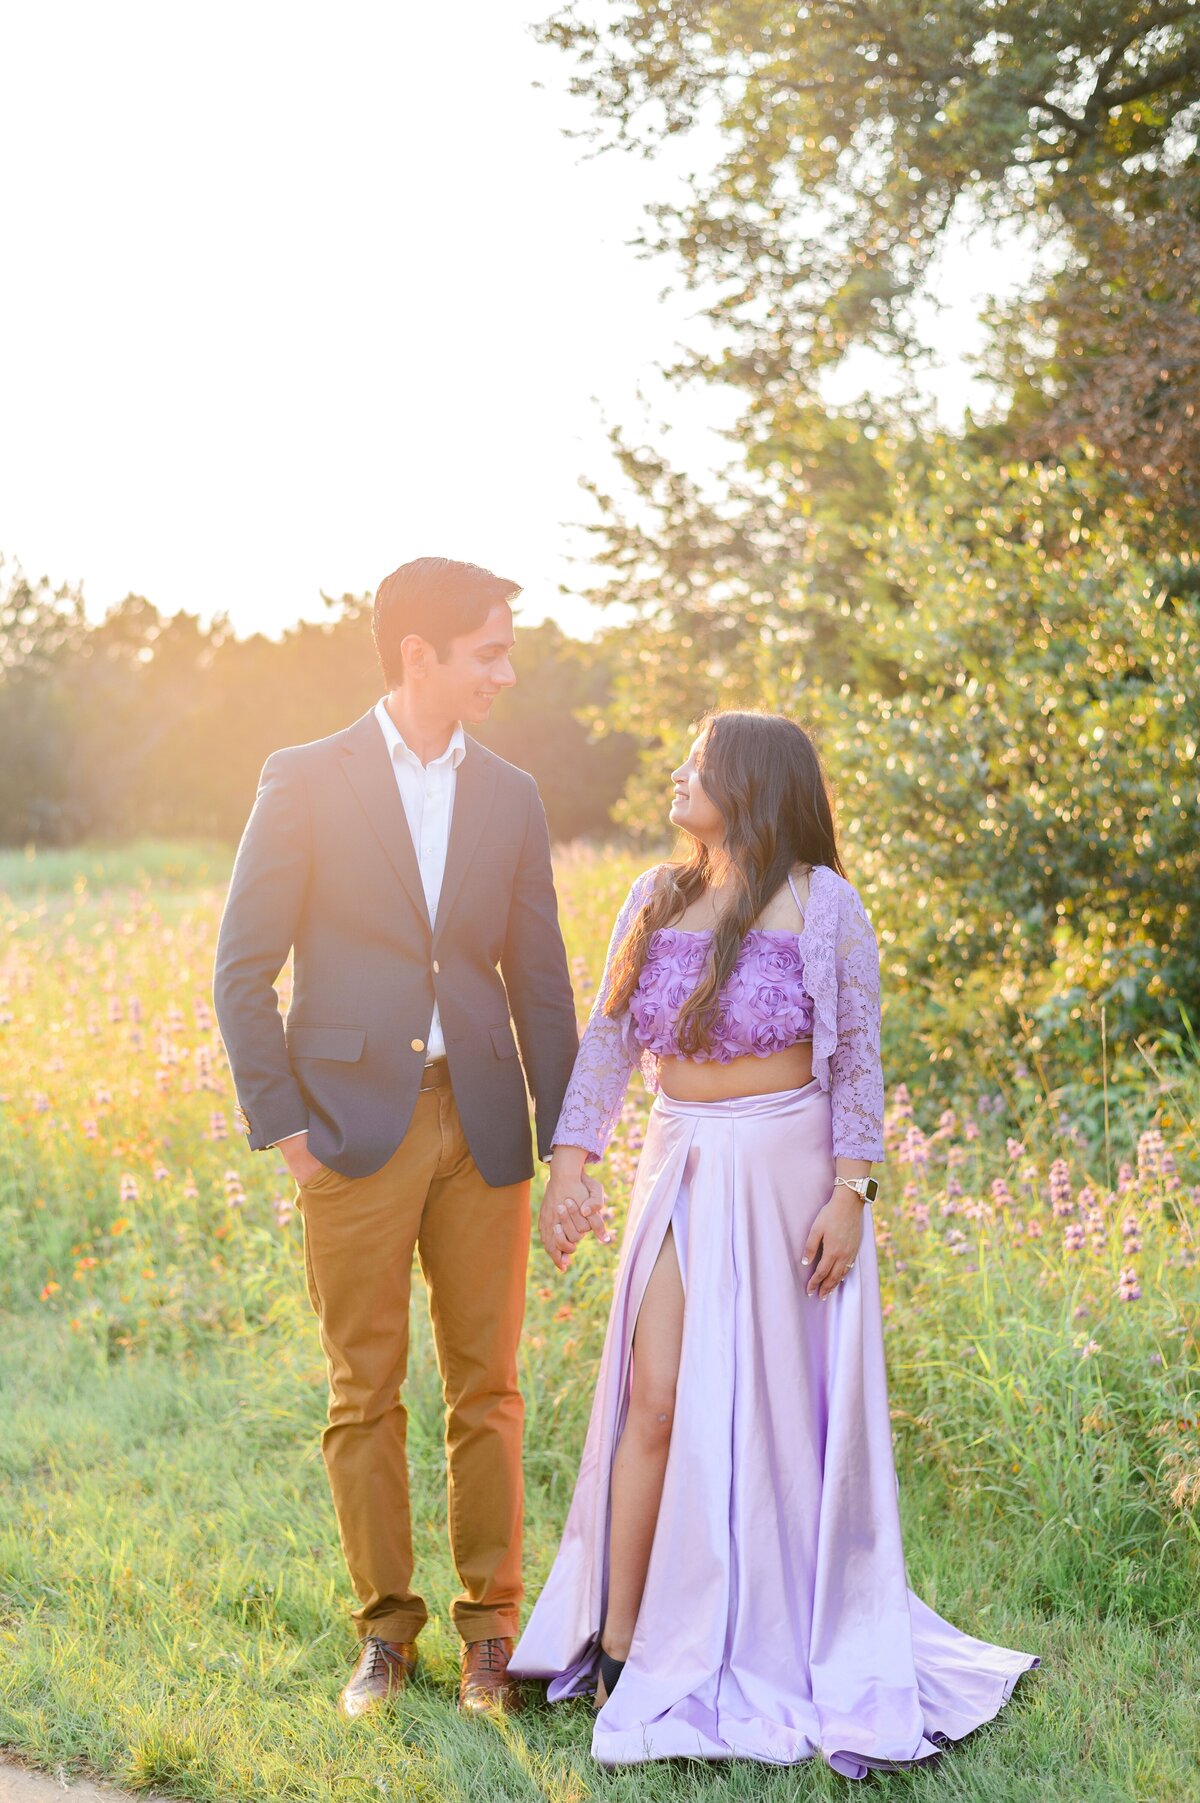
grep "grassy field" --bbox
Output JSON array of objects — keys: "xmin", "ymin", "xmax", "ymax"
[{"xmin": 1, "ymin": 841, "xmax": 1198, "ymax": 1803}]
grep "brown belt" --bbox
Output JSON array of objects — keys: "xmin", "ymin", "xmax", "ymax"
[{"xmin": 419, "ymin": 1056, "xmax": 451, "ymax": 1092}]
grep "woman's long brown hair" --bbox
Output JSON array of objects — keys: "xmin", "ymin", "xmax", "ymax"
[{"xmin": 604, "ymin": 710, "xmax": 845, "ymax": 1056}]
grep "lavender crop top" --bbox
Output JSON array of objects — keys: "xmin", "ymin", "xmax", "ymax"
[
  {"xmin": 629, "ymin": 871, "xmax": 814, "ymax": 1062},
  {"xmin": 553, "ymin": 863, "xmax": 885, "ymax": 1165}
]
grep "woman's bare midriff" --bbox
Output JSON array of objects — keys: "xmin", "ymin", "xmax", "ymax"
[{"xmin": 656, "ymin": 1040, "xmax": 815, "ymax": 1102}]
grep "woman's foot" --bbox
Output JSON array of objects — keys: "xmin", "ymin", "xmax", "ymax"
[{"xmin": 594, "ymin": 1645, "xmax": 627, "ymax": 1711}]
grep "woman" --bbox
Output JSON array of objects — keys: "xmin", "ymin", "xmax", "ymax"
[{"xmin": 509, "ymin": 710, "xmax": 1037, "ymax": 1775}]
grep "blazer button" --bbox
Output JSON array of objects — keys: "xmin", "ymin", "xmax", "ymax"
[{"xmin": 411, "ymin": 1038, "xmax": 425, "ymax": 1052}]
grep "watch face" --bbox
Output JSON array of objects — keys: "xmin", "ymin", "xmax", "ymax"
[{"xmin": 865, "ymin": 1177, "xmax": 879, "ymax": 1202}]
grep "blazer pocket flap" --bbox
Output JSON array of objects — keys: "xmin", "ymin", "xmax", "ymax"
[
  {"xmin": 287, "ymin": 1024, "xmax": 366, "ymax": 1062},
  {"xmin": 491, "ymin": 1021, "xmax": 519, "ymax": 1060}
]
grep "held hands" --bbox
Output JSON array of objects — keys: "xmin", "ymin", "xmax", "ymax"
[
  {"xmin": 801, "ymin": 1186, "xmax": 865, "ymax": 1300},
  {"xmin": 539, "ymin": 1149, "xmax": 614, "ymax": 1273}
]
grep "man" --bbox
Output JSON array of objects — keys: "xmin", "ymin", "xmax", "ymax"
[{"xmin": 213, "ymin": 556, "xmax": 601, "ymax": 1719}]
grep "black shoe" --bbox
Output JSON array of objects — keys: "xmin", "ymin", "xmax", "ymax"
[{"xmin": 595, "ymin": 1647, "xmax": 626, "ymax": 1710}]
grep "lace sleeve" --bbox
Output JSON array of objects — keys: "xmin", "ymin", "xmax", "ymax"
[
  {"xmin": 551, "ymin": 867, "xmax": 659, "ymax": 1164},
  {"xmin": 829, "ymin": 883, "xmax": 885, "ymax": 1162}
]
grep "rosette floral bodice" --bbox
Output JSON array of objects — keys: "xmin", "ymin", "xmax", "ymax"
[
  {"xmin": 630, "ymin": 927, "xmax": 814, "ymax": 1062},
  {"xmin": 554, "ymin": 863, "xmax": 885, "ymax": 1165}
]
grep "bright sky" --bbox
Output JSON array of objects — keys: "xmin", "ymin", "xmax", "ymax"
[{"xmin": 1, "ymin": 2, "xmax": 1030, "ymax": 642}]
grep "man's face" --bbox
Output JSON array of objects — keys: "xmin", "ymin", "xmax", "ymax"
[{"xmin": 414, "ymin": 603, "xmax": 517, "ymax": 724}]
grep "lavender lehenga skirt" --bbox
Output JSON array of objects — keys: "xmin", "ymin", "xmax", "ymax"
[{"xmin": 510, "ymin": 1082, "xmax": 1038, "ymax": 1774}]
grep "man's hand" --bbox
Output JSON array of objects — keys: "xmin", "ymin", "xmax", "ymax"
[
  {"xmin": 539, "ymin": 1148, "xmax": 612, "ymax": 1272},
  {"xmin": 276, "ymin": 1130, "xmax": 330, "ymax": 1189}
]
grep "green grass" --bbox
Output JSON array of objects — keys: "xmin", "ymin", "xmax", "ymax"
[
  {"xmin": 0, "ymin": 838, "xmax": 231, "ymax": 899},
  {"xmin": 3, "ymin": 1309, "xmax": 1197, "ymax": 1803},
  {"xmin": 1, "ymin": 843, "xmax": 1198, "ymax": 1801}
]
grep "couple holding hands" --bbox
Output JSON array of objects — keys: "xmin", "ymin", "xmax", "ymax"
[{"xmin": 214, "ymin": 556, "xmax": 1035, "ymax": 1776}]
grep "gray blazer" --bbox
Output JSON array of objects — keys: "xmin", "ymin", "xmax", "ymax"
[{"xmin": 213, "ymin": 709, "xmax": 580, "ymax": 1187}]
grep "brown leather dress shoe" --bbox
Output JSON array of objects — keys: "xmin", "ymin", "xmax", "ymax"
[
  {"xmin": 458, "ymin": 1635, "xmax": 522, "ymax": 1714},
  {"xmin": 338, "ymin": 1636, "xmax": 419, "ymax": 1719}
]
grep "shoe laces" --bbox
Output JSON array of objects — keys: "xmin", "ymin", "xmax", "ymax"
[
  {"xmin": 474, "ymin": 1637, "xmax": 506, "ymax": 1672},
  {"xmin": 361, "ymin": 1635, "xmax": 400, "ymax": 1681}
]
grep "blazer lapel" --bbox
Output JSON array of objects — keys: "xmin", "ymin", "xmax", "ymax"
[
  {"xmin": 339, "ymin": 712, "xmax": 431, "ymax": 931},
  {"xmin": 435, "ymin": 739, "xmax": 499, "ymax": 939}
]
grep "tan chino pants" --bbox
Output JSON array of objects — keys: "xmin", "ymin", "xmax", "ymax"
[{"xmin": 296, "ymin": 1061, "xmax": 531, "ymax": 1644}]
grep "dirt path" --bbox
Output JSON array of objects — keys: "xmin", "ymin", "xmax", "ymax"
[{"xmin": 0, "ymin": 1759, "xmax": 165, "ymax": 1803}]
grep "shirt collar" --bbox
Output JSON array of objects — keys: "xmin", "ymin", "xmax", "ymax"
[{"xmin": 374, "ymin": 698, "xmax": 466, "ymax": 772}]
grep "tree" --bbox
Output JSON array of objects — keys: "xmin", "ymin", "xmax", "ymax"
[{"xmin": 544, "ymin": 0, "xmax": 1200, "ymax": 408}]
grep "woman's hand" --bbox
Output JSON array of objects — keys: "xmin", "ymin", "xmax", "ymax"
[{"xmin": 801, "ymin": 1189, "xmax": 864, "ymax": 1299}]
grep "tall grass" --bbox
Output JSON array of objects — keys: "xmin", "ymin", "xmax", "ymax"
[{"xmin": 0, "ymin": 843, "xmax": 1197, "ymax": 1801}]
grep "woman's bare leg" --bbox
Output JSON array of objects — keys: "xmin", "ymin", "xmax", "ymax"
[{"xmin": 597, "ymin": 1225, "xmax": 685, "ymax": 1700}]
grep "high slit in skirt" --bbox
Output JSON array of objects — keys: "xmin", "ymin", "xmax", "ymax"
[{"xmin": 510, "ymin": 1081, "xmax": 1038, "ymax": 1774}]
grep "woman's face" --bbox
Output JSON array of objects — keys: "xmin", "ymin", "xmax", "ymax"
[{"xmin": 669, "ymin": 733, "xmax": 725, "ymax": 844}]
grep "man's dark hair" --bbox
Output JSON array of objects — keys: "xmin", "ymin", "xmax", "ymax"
[{"xmin": 372, "ymin": 557, "xmax": 521, "ymax": 685}]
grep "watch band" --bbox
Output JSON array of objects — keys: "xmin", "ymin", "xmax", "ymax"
[{"xmin": 835, "ymin": 1175, "xmax": 879, "ymax": 1203}]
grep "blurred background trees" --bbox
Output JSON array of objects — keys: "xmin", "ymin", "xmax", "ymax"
[
  {"xmin": 0, "ymin": 561, "xmax": 637, "ymax": 845},
  {"xmin": 2, "ymin": 0, "xmax": 1197, "ymax": 1059}
]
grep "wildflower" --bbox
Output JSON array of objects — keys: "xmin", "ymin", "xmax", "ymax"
[
  {"xmin": 153, "ymin": 1164, "xmax": 169, "ymax": 1181},
  {"xmin": 991, "ymin": 1177, "xmax": 1014, "ymax": 1209},
  {"xmin": 1117, "ymin": 1162, "xmax": 1136, "ymax": 1196},
  {"xmin": 911, "ymin": 1202, "xmax": 930, "ymax": 1231},
  {"xmin": 1025, "ymin": 1217, "xmax": 1043, "ymax": 1238},
  {"xmin": 1006, "ymin": 1138, "xmax": 1026, "ymax": 1161},
  {"xmin": 273, "ymin": 1194, "xmax": 295, "ymax": 1228},
  {"xmin": 119, "ymin": 1174, "xmax": 139, "ymax": 1205},
  {"xmin": 1063, "ymin": 1222, "xmax": 1085, "ymax": 1254},
  {"xmin": 1077, "ymin": 1185, "xmax": 1097, "ymax": 1212},
  {"xmin": 224, "ymin": 1170, "xmax": 247, "ymax": 1208},
  {"xmin": 1137, "ymin": 1129, "xmax": 1163, "ymax": 1182},
  {"xmin": 1079, "ymin": 1340, "xmax": 1101, "ymax": 1360},
  {"xmin": 1117, "ymin": 1267, "xmax": 1142, "ymax": 1302},
  {"xmin": 944, "ymin": 1229, "xmax": 969, "ymax": 1257},
  {"xmin": 1073, "ymin": 1304, "xmax": 1090, "ymax": 1319},
  {"xmin": 210, "ymin": 1111, "xmax": 228, "ymax": 1142},
  {"xmin": 1122, "ymin": 1214, "xmax": 1143, "ymax": 1255},
  {"xmin": 40, "ymin": 1280, "xmax": 61, "ymax": 1300},
  {"xmin": 82, "ymin": 1118, "xmax": 98, "ymax": 1139},
  {"xmin": 964, "ymin": 1120, "xmax": 979, "ymax": 1142},
  {"xmin": 946, "ymin": 1175, "xmax": 963, "ymax": 1199},
  {"xmin": 1049, "ymin": 1158, "xmax": 1072, "ymax": 1216},
  {"xmin": 33, "ymin": 1093, "xmax": 51, "ymax": 1113},
  {"xmin": 1161, "ymin": 1150, "xmax": 1181, "ymax": 1192},
  {"xmin": 110, "ymin": 1217, "xmax": 130, "ymax": 1235},
  {"xmin": 934, "ymin": 1109, "xmax": 957, "ymax": 1139},
  {"xmin": 891, "ymin": 1082, "xmax": 913, "ymax": 1120},
  {"xmin": 899, "ymin": 1124, "xmax": 930, "ymax": 1169}
]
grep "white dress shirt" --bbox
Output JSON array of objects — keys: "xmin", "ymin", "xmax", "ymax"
[
  {"xmin": 372, "ymin": 697, "xmax": 466, "ymax": 1059},
  {"xmin": 271, "ymin": 702, "xmax": 465, "ymax": 1148}
]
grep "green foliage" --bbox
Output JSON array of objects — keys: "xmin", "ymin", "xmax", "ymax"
[
  {"xmin": 0, "ymin": 566, "xmax": 633, "ymax": 846},
  {"xmin": 545, "ymin": 1, "xmax": 1200, "ymax": 398},
  {"xmin": 836, "ymin": 447, "xmax": 1200, "ymax": 1039}
]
